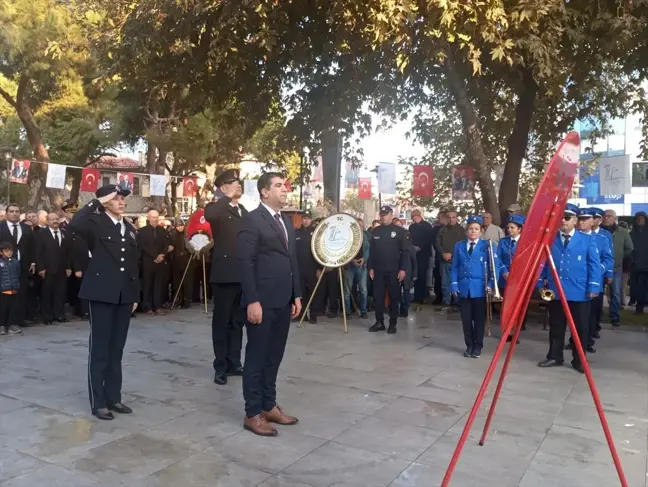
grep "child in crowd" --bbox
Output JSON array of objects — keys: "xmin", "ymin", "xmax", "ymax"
[
  {"xmin": 450, "ymin": 216, "xmax": 498, "ymax": 358},
  {"xmin": 0, "ymin": 242, "xmax": 22, "ymax": 336}
]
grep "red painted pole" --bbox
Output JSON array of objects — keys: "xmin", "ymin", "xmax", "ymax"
[{"xmin": 544, "ymin": 246, "xmax": 629, "ymax": 487}]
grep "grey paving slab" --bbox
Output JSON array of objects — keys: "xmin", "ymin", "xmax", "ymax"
[{"xmin": 0, "ymin": 306, "xmax": 646, "ymax": 486}]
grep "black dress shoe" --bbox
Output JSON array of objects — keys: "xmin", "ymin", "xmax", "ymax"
[
  {"xmin": 227, "ymin": 366, "xmax": 244, "ymax": 377},
  {"xmin": 464, "ymin": 349, "xmax": 472, "ymax": 358},
  {"xmin": 369, "ymin": 322, "xmax": 386, "ymax": 332},
  {"xmin": 214, "ymin": 372, "xmax": 227, "ymax": 385},
  {"xmin": 56, "ymin": 317, "xmax": 68, "ymax": 323},
  {"xmin": 92, "ymin": 409, "xmax": 114, "ymax": 421},
  {"xmin": 572, "ymin": 362, "xmax": 585, "ymax": 373},
  {"xmin": 593, "ymin": 332, "xmax": 600, "ymax": 339},
  {"xmin": 538, "ymin": 359, "xmax": 564, "ymax": 368},
  {"xmin": 108, "ymin": 403, "xmax": 133, "ymax": 414},
  {"xmin": 506, "ymin": 335, "xmax": 519, "ymax": 344},
  {"xmin": 586, "ymin": 346, "xmax": 596, "ymax": 353},
  {"xmin": 387, "ymin": 323, "xmax": 397, "ymax": 334},
  {"xmin": 471, "ymin": 350, "xmax": 482, "ymax": 358},
  {"xmin": 399, "ymin": 311, "xmax": 408, "ymax": 318}
]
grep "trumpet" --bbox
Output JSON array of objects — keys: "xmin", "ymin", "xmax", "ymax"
[
  {"xmin": 540, "ymin": 289, "xmax": 555, "ymax": 301},
  {"xmin": 485, "ymin": 240, "xmax": 502, "ymax": 337}
]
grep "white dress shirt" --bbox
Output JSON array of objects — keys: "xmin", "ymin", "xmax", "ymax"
[
  {"xmin": 467, "ymin": 238, "xmax": 480, "ymax": 252},
  {"xmin": 561, "ymin": 228, "xmax": 576, "ymax": 246},
  {"xmin": 106, "ymin": 212, "xmax": 125, "ymax": 236},
  {"xmin": 230, "ymin": 201, "xmax": 242, "ymax": 217}
]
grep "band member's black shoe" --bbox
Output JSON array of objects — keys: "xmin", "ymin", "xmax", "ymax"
[
  {"xmin": 387, "ymin": 323, "xmax": 397, "ymax": 334},
  {"xmin": 538, "ymin": 359, "xmax": 564, "ymax": 368},
  {"xmin": 92, "ymin": 408, "xmax": 114, "ymax": 421},
  {"xmin": 214, "ymin": 372, "xmax": 227, "ymax": 385},
  {"xmin": 586, "ymin": 346, "xmax": 596, "ymax": 353},
  {"xmin": 471, "ymin": 350, "xmax": 482, "ymax": 358},
  {"xmin": 227, "ymin": 366, "xmax": 244, "ymax": 376},
  {"xmin": 108, "ymin": 403, "xmax": 133, "ymax": 414},
  {"xmin": 571, "ymin": 361, "xmax": 585, "ymax": 374},
  {"xmin": 369, "ymin": 322, "xmax": 386, "ymax": 332},
  {"xmin": 593, "ymin": 332, "xmax": 600, "ymax": 339}
]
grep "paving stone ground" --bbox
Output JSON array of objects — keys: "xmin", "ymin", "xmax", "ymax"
[{"xmin": 0, "ymin": 306, "xmax": 646, "ymax": 486}]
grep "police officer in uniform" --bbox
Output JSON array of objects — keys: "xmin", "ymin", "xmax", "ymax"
[
  {"xmin": 204, "ymin": 169, "xmax": 248, "ymax": 385},
  {"xmin": 294, "ymin": 211, "xmax": 320, "ymax": 323},
  {"xmin": 368, "ymin": 206, "xmax": 407, "ymax": 334},
  {"xmin": 70, "ymin": 184, "xmax": 140, "ymax": 420},
  {"xmin": 537, "ymin": 203, "xmax": 599, "ymax": 373}
]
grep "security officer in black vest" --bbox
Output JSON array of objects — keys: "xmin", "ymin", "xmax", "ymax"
[
  {"xmin": 70, "ymin": 184, "xmax": 140, "ymax": 421},
  {"xmin": 205, "ymin": 169, "xmax": 248, "ymax": 385},
  {"xmin": 295, "ymin": 211, "xmax": 320, "ymax": 323},
  {"xmin": 368, "ymin": 206, "xmax": 408, "ymax": 334}
]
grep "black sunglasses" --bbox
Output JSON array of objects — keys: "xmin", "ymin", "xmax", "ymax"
[{"xmin": 563, "ymin": 215, "xmax": 574, "ymax": 220}]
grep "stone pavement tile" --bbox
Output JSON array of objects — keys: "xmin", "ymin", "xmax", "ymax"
[
  {"xmin": 0, "ymin": 395, "xmax": 28, "ymax": 414},
  {"xmin": 280, "ymin": 403, "xmax": 367, "ymax": 441},
  {"xmin": 0, "ymin": 464, "xmax": 104, "ymax": 487},
  {"xmin": 149, "ymin": 450, "xmax": 271, "ymax": 487},
  {"xmin": 388, "ymin": 462, "xmax": 508, "ymax": 487},
  {"xmin": 402, "ymin": 381, "xmax": 487, "ymax": 410},
  {"xmin": 66, "ymin": 431, "xmax": 196, "ymax": 484},
  {"xmin": 373, "ymin": 397, "xmax": 467, "ymax": 431},
  {"xmin": 0, "ymin": 447, "xmax": 48, "ymax": 483},
  {"xmin": 554, "ymin": 401, "xmax": 648, "ymax": 436},
  {"xmin": 282, "ymin": 442, "xmax": 410, "ymax": 487},
  {"xmin": 566, "ymin": 382, "xmax": 648, "ymax": 415},
  {"xmin": 144, "ymin": 409, "xmax": 241, "ymax": 451},
  {"xmin": 0, "ymin": 375, "xmax": 86, "ymax": 404},
  {"xmin": 258, "ymin": 475, "xmax": 317, "ymax": 487},
  {"xmin": 518, "ymin": 450, "xmax": 628, "ymax": 487},
  {"xmin": 333, "ymin": 416, "xmax": 444, "ymax": 461},
  {"xmin": 208, "ymin": 430, "xmax": 326, "ymax": 474}
]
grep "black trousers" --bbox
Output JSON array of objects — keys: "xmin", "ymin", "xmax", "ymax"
[
  {"xmin": 414, "ymin": 252, "xmax": 430, "ymax": 302},
  {"xmin": 459, "ymin": 297, "xmax": 486, "ymax": 352},
  {"xmin": 87, "ymin": 301, "xmax": 132, "ymax": 410},
  {"xmin": 243, "ymin": 305, "xmax": 291, "ymax": 417},
  {"xmin": 588, "ymin": 293, "xmax": 604, "ymax": 347},
  {"xmin": 172, "ymin": 259, "xmax": 195, "ymax": 306},
  {"xmin": 433, "ymin": 259, "xmax": 443, "ymax": 304},
  {"xmin": 547, "ymin": 300, "xmax": 590, "ymax": 366},
  {"xmin": 314, "ymin": 270, "xmax": 339, "ymax": 315},
  {"xmin": 68, "ymin": 275, "xmax": 88, "ymax": 316},
  {"xmin": 0, "ymin": 293, "xmax": 18, "ymax": 328},
  {"xmin": 373, "ymin": 271, "xmax": 400, "ymax": 324},
  {"xmin": 142, "ymin": 261, "xmax": 166, "ymax": 311},
  {"xmin": 41, "ymin": 272, "xmax": 67, "ymax": 322},
  {"xmin": 299, "ymin": 269, "xmax": 317, "ymax": 315},
  {"xmin": 212, "ymin": 283, "xmax": 245, "ymax": 374}
]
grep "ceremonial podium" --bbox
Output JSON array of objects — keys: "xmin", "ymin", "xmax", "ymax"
[{"xmin": 441, "ymin": 132, "xmax": 629, "ymax": 486}]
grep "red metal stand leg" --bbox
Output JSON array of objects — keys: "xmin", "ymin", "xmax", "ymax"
[
  {"xmin": 545, "ymin": 246, "xmax": 629, "ymax": 487},
  {"xmin": 478, "ymin": 298, "xmax": 529, "ymax": 446}
]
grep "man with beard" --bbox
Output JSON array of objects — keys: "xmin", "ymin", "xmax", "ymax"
[{"xmin": 205, "ymin": 169, "xmax": 248, "ymax": 385}]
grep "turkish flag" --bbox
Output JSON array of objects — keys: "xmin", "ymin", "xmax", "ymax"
[
  {"xmin": 80, "ymin": 168, "xmax": 100, "ymax": 192},
  {"xmin": 413, "ymin": 165, "xmax": 434, "ymax": 197},
  {"xmin": 186, "ymin": 208, "xmax": 212, "ymax": 238},
  {"xmin": 358, "ymin": 177, "xmax": 371, "ymax": 200},
  {"xmin": 183, "ymin": 177, "xmax": 198, "ymax": 197}
]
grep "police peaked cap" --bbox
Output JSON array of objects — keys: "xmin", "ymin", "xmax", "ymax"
[
  {"xmin": 214, "ymin": 169, "xmax": 241, "ymax": 187},
  {"xmin": 95, "ymin": 184, "xmax": 130, "ymax": 198}
]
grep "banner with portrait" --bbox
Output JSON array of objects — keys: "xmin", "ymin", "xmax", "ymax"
[{"xmin": 452, "ymin": 165, "xmax": 474, "ymax": 201}]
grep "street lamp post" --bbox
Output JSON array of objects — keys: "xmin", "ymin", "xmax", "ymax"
[{"xmin": 2, "ymin": 149, "xmax": 12, "ymax": 205}]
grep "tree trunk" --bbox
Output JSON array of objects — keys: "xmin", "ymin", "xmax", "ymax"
[
  {"xmin": 443, "ymin": 51, "xmax": 500, "ymax": 224},
  {"xmin": 17, "ymin": 104, "xmax": 50, "ymax": 210},
  {"xmin": 69, "ymin": 166, "xmax": 82, "ymax": 205},
  {"xmin": 498, "ymin": 67, "xmax": 538, "ymax": 223},
  {"xmin": 169, "ymin": 178, "xmax": 178, "ymax": 217}
]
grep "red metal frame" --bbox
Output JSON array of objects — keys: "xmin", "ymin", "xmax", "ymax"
[{"xmin": 440, "ymin": 205, "xmax": 629, "ymax": 487}]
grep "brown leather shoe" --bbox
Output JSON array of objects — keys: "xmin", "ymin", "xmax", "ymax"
[
  {"xmin": 243, "ymin": 414, "xmax": 278, "ymax": 437},
  {"xmin": 262, "ymin": 406, "xmax": 299, "ymax": 425}
]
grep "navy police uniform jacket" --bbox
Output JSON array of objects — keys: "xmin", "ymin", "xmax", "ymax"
[
  {"xmin": 205, "ymin": 196, "xmax": 248, "ymax": 284},
  {"xmin": 450, "ymin": 239, "xmax": 498, "ymax": 299},
  {"xmin": 368, "ymin": 224, "xmax": 408, "ymax": 273},
  {"xmin": 496, "ymin": 235, "xmax": 519, "ymax": 292},
  {"xmin": 69, "ymin": 200, "xmax": 141, "ymax": 304},
  {"xmin": 537, "ymin": 231, "xmax": 599, "ymax": 301}
]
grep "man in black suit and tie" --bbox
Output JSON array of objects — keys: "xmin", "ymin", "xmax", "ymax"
[
  {"xmin": 0, "ymin": 204, "xmax": 36, "ymax": 328},
  {"xmin": 238, "ymin": 172, "xmax": 302, "ymax": 437},
  {"xmin": 205, "ymin": 169, "xmax": 248, "ymax": 385},
  {"xmin": 35, "ymin": 212, "xmax": 72, "ymax": 324},
  {"xmin": 137, "ymin": 210, "xmax": 171, "ymax": 315}
]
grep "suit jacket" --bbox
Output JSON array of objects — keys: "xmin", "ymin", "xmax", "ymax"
[
  {"xmin": 450, "ymin": 239, "xmax": 498, "ymax": 299},
  {"xmin": 538, "ymin": 232, "xmax": 599, "ymax": 301},
  {"xmin": 35, "ymin": 227, "xmax": 71, "ymax": 275},
  {"xmin": 69, "ymin": 199, "xmax": 140, "ymax": 304},
  {"xmin": 237, "ymin": 205, "xmax": 301, "ymax": 309},
  {"xmin": 205, "ymin": 197, "xmax": 248, "ymax": 283},
  {"xmin": 137, "ymin": 224, "xmax": 170, "ymax": 266},
  {"xmin": 0, "ymin": 221, "xmax": 35, "ymax": 273}
]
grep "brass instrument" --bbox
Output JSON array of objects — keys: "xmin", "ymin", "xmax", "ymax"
[
  {"xmin": 485, "ymin": 240, "xmax": 502, "ymax": 337},
  {"xmin": 540, "ymin": 289, "xmax": 555, "ymax": 301}
]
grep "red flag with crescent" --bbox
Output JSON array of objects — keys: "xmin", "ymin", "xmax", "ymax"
[
  {"xmin": 80, "ymin": 168, "xmax": 100, "ymax": 192},
  {"xmin": 413, "ymin": 165, "xmax": 434, "ymax": 197},
  {"xmin": 186, "ymin": 208, "xmax": 212, "ymax": 238},
  {"xmin": 358, "ymin": 177, "xmax": 371, "ymax": 200},
  {"xmin": 183, "ymin": 177, "xmax": 198, "ymax": 197}
]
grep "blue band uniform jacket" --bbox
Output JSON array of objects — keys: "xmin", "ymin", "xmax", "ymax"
[
  {"xmin": 496, "ymin": 236, "xmax": 518, "ymax": 292},
  {"xmin": 537, "ymin": 232, "xmax": 599, "ymax": 301},
  {"xmin": 450, "ymin": 239, "xmax": 498, "ymax": 299},
  {"xmin": 69, "ymin": 200, "xmax": 140, "ymax": 304}
]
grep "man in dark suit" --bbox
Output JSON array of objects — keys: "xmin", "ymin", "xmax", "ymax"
[
  {"xmin": 137, "ymin": 210, "xmax": 170, "ymax": 315},
  {"xmin": 238, "ymin": 172, "xmax": 302, "ymax": 437},
  {"xmin": 35, "ymin": 212, "xmax": 71, "ymax": 324},
  {"xmin": 64, "ymin": 202, "xmax": 90, "ymax": 318},
  {"xmin": 70, "ymin": 184, "xmax": 140, "ymax": 421},
  {"xmin": 205, "ymin": 169, "xmax": 248, "ymax": 385},
  {"xmin": 0, "ymin": 203, "xmax": 36, "ymax": 328}
]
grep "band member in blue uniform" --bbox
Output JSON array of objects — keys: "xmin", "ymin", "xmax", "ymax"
[
  {"xmin": 590, "ymin": 207, "xmax": 614, "ymax": 339},
  {"xmin": 450, "ymin": 215, "xmax": 498, "ymax": 358},
  {"xmin": 70, "ymin": 185, "xmax": 140, "ymax": 420},
  {"xmin": 537, "ymin": 204, "xmax": 599, "ymax": 373},
  {"xmin": 497, "ymin": 214, "xmax": 525, "ymax": 343}
]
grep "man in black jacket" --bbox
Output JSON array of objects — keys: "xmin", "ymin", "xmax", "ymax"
[
  {"xmin": 0, "ymin": 203, "xmax": 36, "ymax": 327},
  {"xmin": 170, "ymin": 219, "xmax": 194, "ymax": 308},
  {"xmin": 409, "ymin": 209, "xmax": 434, "ymax": 303},
  {"xmin": 35, "ymin": 212, "xmax": 72, "ymax": 324},
  {"xmin": 137, "ymin": 210, "xmax": 170, "ymax": 315},
  {"xmin": 294, "ymin": 211, "xmax": 320, "ymax": 323},
  {"xmin": 70, "ymin": 184, "xmax": 140, "ymax": 421},
  {"xmin": 205, "ymin": 169, "xmax": 248, "ymax": 385}
]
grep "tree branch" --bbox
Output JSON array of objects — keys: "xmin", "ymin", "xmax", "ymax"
[
  {"xmin": 15, "ymin": 75, "xmax": 28, "ymax": 108},
  {"xmin": 0, "ymin": 85, "xmax": 17, "ymax": 110}
]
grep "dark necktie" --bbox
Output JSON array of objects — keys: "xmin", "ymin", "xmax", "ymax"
[
  {"xmin": 562, "ymin": 234, "xmax": 571, "ymax": 249},
  {"xmin": 274, "ymin": 214, "xmax": 288, "ymax": 249},
  {"xmin": 54, "ymin": 230, "xmax": 60, "ymax": 246},
  {"xmin": 511, "ymin": 239, "xmax": 517, "ymax": 250},
  {"xmin": 11, "ymin": 224, "xmax": 18, "ymax": 246},
  {"xmin": 468, "ymin": 241, "xmax": 475, "ymax": 256}
]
